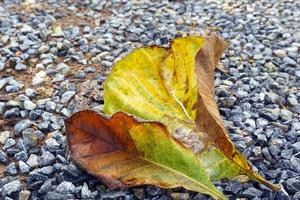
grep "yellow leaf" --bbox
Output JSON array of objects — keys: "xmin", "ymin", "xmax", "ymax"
[{"xmin": 103, "ymin": 34, "xmax": 280, "ymax": 191}]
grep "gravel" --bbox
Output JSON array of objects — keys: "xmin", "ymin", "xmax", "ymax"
[{"xmin": 0, "ymin": 0, "xmax": 299, "ymax": 199}]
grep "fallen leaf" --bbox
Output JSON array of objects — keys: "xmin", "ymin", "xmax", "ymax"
[
  {"xmin": 66, "ymin": 110, "xmax": 228, "ymax": 200},
  {"xmin": 103, "ymin": 35, "xmax": 280, "ymax": 191}
]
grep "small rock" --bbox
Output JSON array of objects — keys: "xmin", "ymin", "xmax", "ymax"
[
  {"xmin": 45, "ymin": 191, "xmax": 72, "ymax": 200},
  {"xmin": 281, "ymin": 148, "xmax": 293, "ymax": 159},
  {"xmin": 256, "ymin": 118, "xmax": 268, "ymax": 129},
  {"xmin": 7, "ymin": 100, "xmax": 21, "ymax": 107},
  {"xmin": 81, "ymin": 182, "xmax": 92, "ymax": 199},
  {"xmin": 133, "ymin": 189, "xmax": 145, "ymax": 200},
  {"xmin": 290, "ymin": 153, "xmax": 300, "ymax": 173},
  {"xmin": 6, "ymin": 85, "xmax": 20, "ymax": 93},
  {"xmin": 0, "ymin": 62, "xmax": 5, "ymax": 71},
  {"xmin": 245, "ymin": 118, "xmax": 256, "ymax": 129},
  {"xmin": 285, "ymin": 177, "xmax": 300, "ymax": 194},
  {"xmin": 294, "ymin": 192, "xmax": 300, "ymax": 199},
  {"xmin": 45, "ymin": 138, "xmax": 60, "ymax": 152},
  {"xmin": 253, "ymin": 53, "xmax": 263, "ymax": 60},
  {"xmin": 61, "ymin": 91, "xmax": 76, "ymax": 103},
  {"xmin": 0, "ymin": 131, "xmax": 11, "ymax": 144},
  {"xmin": 264, "ymin": 62, "xmax": 277, "ymax": 71},
  {"xmin": 32, "ymin": 71, "xmax": 46, "ymax": 86},
  {"xmin": 3, "ymin": 138, "xmax": 16, "ymax": 150},
  {"xmin": 257, "ymin": 134, "xmax": 267, "ymax": 145},
  {"xmin": 253, "ymin": 146, "xmax": 262, "ymax": 156},
  {"xmin": 269, "ymin": 145, "xmax": 281, "ymax": 156},
  {"xmin": 4, "ymin": 107, "xmax": 20, "ymax": 118},
  {"xmin": 25, "ymin": 88, "xmax": 37, "ymax": 98},
  {"xmin": 56, "ymin": 181, "xmax": 76, "ymax": 194},
  {"xmin": 176, "ymin": 18, "xmax": 185, "ymax": 25},
  {"xmin": 1, "ymin": 180, "xmax": 21, "ymax": 198},
  {"xmin": 60, "ymin": 108, "xmax": 71, "ymax": 117},
  {"xmin": 1, "ymin": 35, "xmax": 9, "ymax": 44},
  {"xmin": 292, "ymin": 122, "xmax": 300, "ymax": 130},
  {"xmin": 38, "ymin": 179, "xmax": 52, "ymax": 194},
  {"xmin": 145, "ymin": 186, "xmax": 162, "ymax": 196},
  {"xmin": 262, "ymin": 147, "xmax": 273, "ymax": 161},
  {"xmin": 23, "ymin": 100, "xmax": 36, "ymax": 111},
  {"xmin": 38, "ymin": 151, "xmax": 55, "ymax": 167},
  {"xmin": 5, "ymin": 163, "xmax": 18, "ymax": 175},
  {"xmin": 14, "ymin": 151, "xmax": 28, "ymax": 162},
  {"xmin": 45, "ymin": 101, "xmax": 56, "ymax": 112},
  {"xmin": 0, "ymin": 150, "xmax": 8, "ymax": 164},
  {"xmin": 15, "ymin": 63, "xmax": 27, "ymax": 71},
  {"xmin": 283, "ymin": 57, "xmax": 297, "ymax": 66},
  {"xmin": 56, "ymin": 63, "xmax": 70, "ymax": 75},
  {"xmin": 18, "ymin": 160, "xmax": 31, "ymax": 174},
  {"xmin": 19, "ymin": 190, "xmax": 31, "ymax": 200},
  {"xmin": 293, "ymin": 141, "xmax": 300, "ymax": 153},
  {"xmin": 38, "ymin": 44, "xmax": 50, "ymax": 54},
  {"xmin": 14, "ymin": 119, "xmax": 32, "ymax": 135},
  {"xmin": 273, "ymin": 49, "xmax": 287, "ymax": 57},
  {"xmin": 170, "ymin": 192, "xmax": 190, "ymax": 200},
  {"xmin": 260, "ymin": 108, "xmax": 280, "ymax": 121},
  {"xmin": 242, "ymin": 187, "xmax": 263, "ymax": 198},
  {"xmin": 0, "ymin": 102, "xmax": 6, "ymax": 114}
]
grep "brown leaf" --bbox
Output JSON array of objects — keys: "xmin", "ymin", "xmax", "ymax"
[
  {"xmin": 195, "ymin": 35, "xmax": 279, "ymax": 190},
  {"xmin": 66, "ymin": 110, "xmax": 228, "ymax": 200}
]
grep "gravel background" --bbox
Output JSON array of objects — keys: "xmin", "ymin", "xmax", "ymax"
[{"xmin": 0, "ymin": 0, "xmax": 300, "ymax": 199}]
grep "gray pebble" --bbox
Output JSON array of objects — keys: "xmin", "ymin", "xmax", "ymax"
[
  {"xmin": 242, "ymin": 187, "xmax": 263, "ymax": 198},
  {"xmin": 14, "ymin": 151, "xmax": 28, "ymax": 162},
  {"xmin": 5, "ymin": 163, "xmax": 18, "ymax": 175},
  {"xmin": 32, "ymin": 71, "xmax": 46, "ymax": 86},
  {"xmin": 285, "ymin": 177, "xmax": 300, "ymax": 194},
  {"xmin": 3, "ymin": 138, "xmax": 16, "ymax": 150},
  {"xmin": 81, "ymin": 182, "xmax": 92, "ymax": 199},
  {"xmin": 1, "ymin": 180, "xmax": 21, "ymax": 198},
  {"xmin": 38, "ymin": 151, "xmax": 55, "ymax": 167},
  {"xmin": 15, "ymin": 63, "xmax": 27, "ymax": 71},
  {"xmin": 19, "ymin": 190, "xmax": 31, "ymax": 200},
  {"xmin": 18, "ymin": 160, "xmax": 31, "ymax": 174},
  {"xmin": 14, "ymin": 119, "xmax": 32, "ymax": 135},
  {"xmin": 38, "ymin": 179, "xmax": 52, "ymax": 194},
  {"xmin": 61, "ymin": 91, "xmax": 76, "ymax": 103},
  {"xmin": 290, "ymin": 153, "xmax": 300, "ymax": 173},
  {"xmin": 46, "ymin": 100, "xmax": 56, "ymax": 112},
  {"xmin": 56, "ymin": 181, "xmax": 76, "ymax": 194},
  {"xmin": 0, "ymin": 102, "xmax": 6, "ymax": 114},
  {"xmin": 45, "ymin": 138, "xmax": 60, "ymax": 152},
  {"xmin": 0, "ymin": 131, "xmax": 10, "ymax": 145},
  {"xmin": 26, "ymin": 154, "xmax": 39, "ymax": 168},
  {"xmin": 5, "ymin": 85, "xmax": 20, "ymax": 93},
  {"xmin": 25, "ymin": 88, "xmax": 37, "ymax": 98},
  {"xmin": 23, "ymin": 100, "xmax": 36, "ymax": 111},
  {"xmin": 0, "ymin": 150, "xmax": 8, "ymax": 164}
]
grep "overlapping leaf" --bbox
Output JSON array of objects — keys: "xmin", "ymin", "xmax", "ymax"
[
  {"xmin": 103, "ymin": 35, "xmax": 280, "ymax": 190},
  {"xmin": 66, "ymin": 110, "xmax": 228, "ymax": 200}
]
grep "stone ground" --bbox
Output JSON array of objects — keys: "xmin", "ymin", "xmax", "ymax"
[{"xmin": 0, "ymin": 0, "xmax": 300, "ymax": 199}]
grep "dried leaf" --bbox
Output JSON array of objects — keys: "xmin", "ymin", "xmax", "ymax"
[
  {"xmin": 66, "ymin": 110, "xmax": 227, "ymax": 200},
  {"xmin": 103, "ymin": 35, "xmax": 280, "ymax": 191}
]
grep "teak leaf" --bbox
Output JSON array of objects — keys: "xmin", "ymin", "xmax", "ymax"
[
  {"xmin": 66, "ymin": 110, "xmax": 228, "ymax": 200},
  {"xmin": 103, "ymin": 35, "xmax": 280, "ymax": 191}
]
